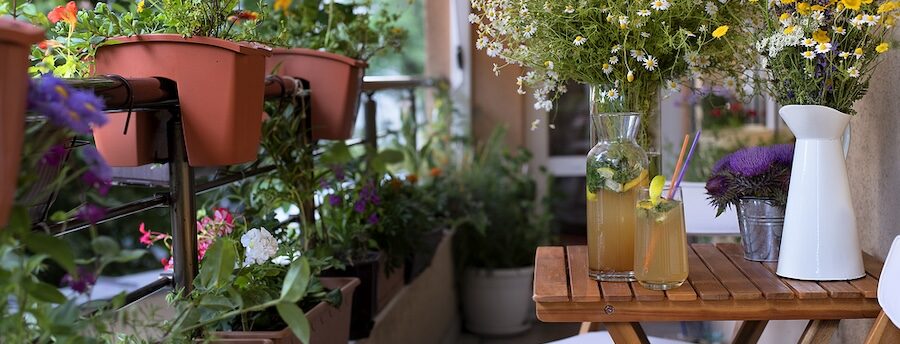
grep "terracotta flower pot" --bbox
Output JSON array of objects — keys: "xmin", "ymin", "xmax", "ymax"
[
  {"xmin": 210, "ymin": 277, "xmax": 360, "ymax": 344},
  {"xmin": 93, "ymin": 34, "xmax": 271, "ymax": 166},
  {"xmin": 92, "ymin": 111, "xmax": 164, "ymax": 166},
  {"xmin": 266, "ymin": 48, "xmax": 366, "ymax": 140},
  {"xmin": 0, "ymin": 19, "xmax": 44, "ymax": 228}
]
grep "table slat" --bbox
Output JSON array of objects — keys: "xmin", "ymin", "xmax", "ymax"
[
  {"xmin": 686, "ymin": 247, "xmax": 730, "ymax": 300},
  {"xmin": 664, "ymin": 281, "xmax": 698, "ymax": 301},
  {"xmin": 863, "ymin": 252, "xmax": 883, "ymax": 279},
  {"xmin": 631, "ymin": 283, "xmax": 666, "ymax": 301},
  {"xmin": 818, "ymin": 281, "xmax": 862, "ymax": 299},
  {"xmin": 566, "ymin": 246, "xmax": 602, "ymax": 302},
  {"xmin": 600, "ymin": 281, "xmax": 633, "ymax": 301},
  {"xmin": 717, "ymin": 243, "xmax": 794, "ymax": 300},
  {"xmin": 848, "ymin": 275, "xmax": 878, "ymax": 299},
  {"xmin": 762, "ymin": 262, "xmax": 829, "ymax": 299},
  {"xmin": 533, "ymin": 247, "xmax": 569, "ymax": 302},
  {"xmin": 693, "ymin": 244, "xmax": 762, "ymax": 300}
]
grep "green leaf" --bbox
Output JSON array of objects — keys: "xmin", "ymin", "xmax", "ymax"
[
  {"xmin": 280, "ymin": 258, "xmax": 310, "ymax": 303},
  {"xmin": 276, "ymin": 301, "xmax": 311, "ymax": 344},
  {"xmin": 322, "ymin": 141, "xmax": 352, "ymax": 164},
  {"xmin": 50, "ymin": 211, "xmax": 69, "ymax": 223},
  {"xmin": 22, "ymin": 232, "xmax": 76, "ymax": 273},
  {"xmin": 197, "ymin": 238, "xmax": 236, "ymax": 289},
  {"xmin": 25, "ymin": 279, "xmax": 67, "ymax": 304},
  {"xmin": 376, "ymin": 149, "xmax": 404, "ymax": 164},
  {"xmin": 91, "ymin": 236, "xmax": 121, "ymax": 256}
]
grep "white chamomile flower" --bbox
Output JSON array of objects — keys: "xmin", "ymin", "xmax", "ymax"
[
  {"xmin": 241, "ymin": 227, "xmax": 279, "ymax": 266},
  {"xmin": 611, "ymin": 44, "xmax": 621, "ymax": 53},
  {"xmin": 839, "ymin": 51, "xmax": 850, "ymax": 58},
  {"xmin": 815, "ymin": 43, "xmax": 832, "ymax": 54},
  {"xmin": 602, "ymin": 63, "xmax": 613, "ymax": 74},
  {"xmin": 801, "ymin": 38, "xmax": 815, "ymax": 47},
  {"xmin": 630, "ymin": 50, "xmax": 646, "ymax": 61},
  {"xmin": 699, "ymin": 24, "xmax": 709, "ymax": 33},
  {"xmin": 609, "ymin": 56, "xmax": 619, "ymax": 64},
  {"xmin": 801, "ymin": 50, "xmax": 816, "ymax": 59},
  {"xmin": 811, "ymin": 11, "xmax": 825, "ymax": 22},
  {"xmin": 486, "ymin": 42, "xmax": 503, "ymax": 57},
  {"xmin": 723, "ymin": 77, "xmax": 738, "ymax": 90},
  {"xmin": 665, "ymin": 80, "xmax": 679, "ymax": 91},
  {"xmin": 641, "ymin": 31, "xmax": 651, "ymax": 38},
  {"xmin": 643, "ymin": 55, "xmax": 658, "ymax": 71},
  {"xmin": 564, "ymin": 5, "xmax": 575, "ymax": 13},
  {"xmin": 606, "ymin": 88, "xmax": 619, "ymax": 98},
  {"xmin": 524, "ymin": 25, "xmax": 536, "ymax": 38},
  {"xmin": 847, "ymin": 66, "xmax": 860, "ymax": 78},
  {"xmin": 618, "ymin": 16, "xmax": 630, "ymax": 27},
  {"xmin": 468, "ymin": 13, "xmax": 479, "ymax": 24},
  {"xmin": 833, "ymin": 26, "xmax": 846, "ymax": 35},
  {"xmin": 573, "ymin": 35, "xmax": 587, "ymax": 46},
  {"xmin": 650, "ymin": 0, "xmax": 670, "ymax": 10},
  {"xmin": 544, "ymin": 60, "xmax": 555, "ymax": 69},
  {"xmin": 544, "ymin": 1, "xmax": 552, "ymax": 12},
  {"xmin": 705, "ymin": 2, "xmax": 718, "ymax": 16},
  {"xmin": 531, "ymin": 119, "xmax": 541, "ymax": 131},
  {"xmin": 637, "ymin": 9, "xmax": 651, "ymax": 17}
]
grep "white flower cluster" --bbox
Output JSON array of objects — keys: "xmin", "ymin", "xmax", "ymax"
[
  {"xmin": 271, "ymin": 251, "xmax": 302, "ymax": 266},
  {"xmin": 241, "ymin": 227, "xmax": 279, "ymax": 266},
  {"xmin": 756, "ymin": 28, "xmax": 802, "ymax": 58}
]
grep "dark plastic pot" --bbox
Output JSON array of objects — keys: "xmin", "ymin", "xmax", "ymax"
[
  {"xmin": 321, "ymin": 251, "xmax": 380, "ymax": 340},
  {"xmin": 403, "ymin": 228, "xmax": 447, "ymax": 284},
  {"xmin": 93, "ymin": 34, "xmax": 271, "ymax": 166},
  {"xmin": 0, "ymin": 19, "xmax": 43, "ymax": 227},
  {"xmin": 210, "ymin": 277, "xmax": 360, "ymax": 344},
  {"xmin": 266, "ymin": 48, "xmax": 366, "ymax": 140}
]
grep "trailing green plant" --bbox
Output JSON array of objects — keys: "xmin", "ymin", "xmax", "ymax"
[{"xmin": 448, "ymin": 128, "xmax": 552, "ymax": 269}]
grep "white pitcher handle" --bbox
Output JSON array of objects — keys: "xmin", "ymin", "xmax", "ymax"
[{"xmin": 842, "ymin": 123, "xmax": 851, "ymax": 158}]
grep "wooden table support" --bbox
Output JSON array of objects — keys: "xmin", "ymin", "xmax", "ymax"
[{"xmin": 534, "ymin": 244, "xmax": 885, "ymax": 343}]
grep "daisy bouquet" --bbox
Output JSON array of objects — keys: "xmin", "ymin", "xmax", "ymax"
[
  {"xmin": 470, "ymin": 0, "xmax": 757, "ymax": 146},
  {"xmin": 755, "ymin": 0, "xmax": 898, "ymax": 114}
]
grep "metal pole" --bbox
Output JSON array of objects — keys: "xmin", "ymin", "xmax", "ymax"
[
  {"xmin": 364, "ymin": 92, "xmax": 378, "ymax": 153},
  {"xmin": 168, "ymin": 113, "xmax": 197, "ymax": 292}
]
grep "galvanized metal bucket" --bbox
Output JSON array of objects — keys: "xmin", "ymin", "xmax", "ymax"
[{"xmin": 735, "ymin": 198, "xmax": 786, "ymax": 262}]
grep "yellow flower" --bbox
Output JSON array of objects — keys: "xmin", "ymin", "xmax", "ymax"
[
  {"xmin": 812, "ymin": 29, "xmax": 830, "ymax": 43},
  {"xmin": 781, "ymin": 0, "xmax": 796, "ymax": 4},
  {"xmin": 862, "ymin": 0, "xmax": 873, "ymax": 4},
  {"xmin": 274, "ymin": 0, "xmax": 292, "ymax": 12},
  {"xmin": 797, "ymin": 2, "xmax": 811, "ymax": 14},
  {"xmin": 783, "ymin": 25, "xmax": 796, "ymax": 34},
  {"xmin": 876, "ymin": 42, "xmax": 890, "ymax": 53},
  {"xmin": 712, "ymin": 25, "xmax": 729, "ymax": 38},
  {"xmin": 855, "ymin": 47, "xmax": 864, "ymax": 56},
  {"xmin": 627, "ymin": 70, "xmax": 635, "ymax": 82},
  {"xmin": 780, "ymin": 12, "xmax": 791, "ymax": 21},
  {"xmin": 878, "ymin": 1, "xmax": 897, "ymax": 13},
  {"xmin": 841, "ymin": 0, "xmax": 861, "ymax": 10},
  {"xmin": 137, "ymin": 0, "xmax": 145, "ymax": 13}
]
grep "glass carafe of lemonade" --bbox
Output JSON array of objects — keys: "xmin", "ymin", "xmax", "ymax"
[
  {"xmin": 635, "ymin": 186, "xmax": 689, "ymax": 290},
  {"xmin": 586, "ymin": 113, "xmax": 648, "ymax": 281}
]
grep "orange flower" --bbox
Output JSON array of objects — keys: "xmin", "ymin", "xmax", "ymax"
[
  {"xmin": 429, "ymin": 167, "xmax": 443, "ymax": 178},
  {"xmin": 228, "ymin": 10, "xmax": 259, "ymax": 23},
  {"xmin": 274, "ymin": 0, "xmax": 292, "ymax": 12},
  {"xmin": 48, "ymin": 1, "xmax": 78, "ymax": 27},
  {"xmin": 406, "ymin": 174, "xmax": 419, "ymax": 184}
]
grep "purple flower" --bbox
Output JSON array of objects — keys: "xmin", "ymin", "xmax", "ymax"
[
  {"xmin": 771, "ymin": 144, "xmax": 794, "ymax": 165},
  {"xmin": 80, "ymin": 147, "xmax": 112, "ymax": 180},
  {"xmin": 353, "ymin": 200, "xmax": 367, "ymax": 213},
  {"xmin": 28, "ymin": 75, "xmax": 107, "ymax": 135},
  {"xmin": 327, "ymin": 194, "xmax": 342, "ymax": 206},
  {"xmin": 711, "ymin": 154, "xmax": 731, "ymax": 175},
  {"xmin": 61, "ymin": 266, "xmax": 97, "ymax": 294},
  {"xmin": 367, "ymin": 213, "xmax": 379, "ymax": 225},
  {"xmin": 40, "ymin": 144, "xmax": 67, "ymax": 167},
  {"xmin": 82, "ymin": 170, "xmax": 112, "ymax": 196},
  {"xmin": 705, "ymin": 175, "xmax": 730, "ymax": 198},
  {"xmin": 727, "ymin": 146, "xmax": 775, "ymax": 177},
  {"xmin": 77, "ymin": 203, "xmax": 106, "ymax": 224},
  {"xmin": 332, "ymin": 165, "xmax": 346, "ymax": 182}
]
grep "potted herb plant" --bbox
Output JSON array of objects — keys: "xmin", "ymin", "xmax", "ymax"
[
  {"xmin": 706, "ymin": 144, "xmax": 794, "ymax": 262},
  {"xmin": 0, "ymin": 18, "xmax": 43, "ymax": 227},
  {"xmin": 259, "ymin": 0, "xmax": 407, "ymax": 139},
  {"xmin": 449, "ymin": 128, "xmax": 551, "ymax": 336},
  {"xmin": 40, "ymin": 1, "xmax": 271, "ymax": 167},
  {"xmin": 753, "ymin": 0, "xmax": 898, "ymax": 280}
]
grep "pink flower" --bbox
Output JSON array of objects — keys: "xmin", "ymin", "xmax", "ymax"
[
  {"xmin": 161, "ymin": 257, "xmax": 173, "ymax": 270},
  {"xmin": 139, "ymin": 223, "xmax": 153, "ymax": 245}
]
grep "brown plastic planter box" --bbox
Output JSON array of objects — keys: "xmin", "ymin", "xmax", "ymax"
[
  {"xmin": 320, "ymin": 252, "xmax": 380, "ymax": 339},
  {"xmin": 93, "ymin": 34, "xmax": 271, "ymax": 167},
  {"xmin": 93, "ymin": 111, "xmax": 164, "ymax": 166},
  {"xmin": 266, "ymin": 48, "xmax": 366, "ymax": 140},
  {"xmin": 0, "ymin": 19, "xmax": 43, "ymax": 227},
  {"xmin": 377, "ymin": 254, "xmax": 405, "ymax": 312},
  {"xmin": 210, "ymin": 277, "xmax": 360, "ymax": 344}
]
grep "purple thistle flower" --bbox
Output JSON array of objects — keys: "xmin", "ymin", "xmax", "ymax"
[
  {"xmin": 367, "ymin": 213, "xmax": 379, "ymax": 225},
  {"xmin": 705, "ymin": 175, "xmax": 730, "ymax": 198},
  {"xmin": 711, "ymin": 153, "xmax": 731, "ymax": 175},
  {"xmin": 77, "ymin": 203, "xmax": 106, "ymax": 224},
  {"xmin": 327, "ymin": 194, "xmax": 342, "ymax": 206},
  {"xmin": 771, "ymin": 144, "xmax": 795, "ymax": 165},
  {"xmin": 40, "ymin": 144, "xmax": 67, "ymax": 167},
  {"xmin": 61, "ymin": 266, "xmax": 97, "ymax": 294},
  {"xmin": 727, "ymin": 146, "xmax": 775, "ymax": 177}
]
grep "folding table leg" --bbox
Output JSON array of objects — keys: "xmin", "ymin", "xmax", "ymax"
[
  {"xmin": 733, "ymin": 320, "xmax": 769, "ymax": 344},
  {"xmin": 579, "ymin": 322, "xmax": 602, "ymax": 334},
  {"xmin": 605, "ymin": 322, "xmax": 650, "ymax": 344},
  {"xmin": 798, "ymin": 319, "xmax": 840, "ymax": 344}
]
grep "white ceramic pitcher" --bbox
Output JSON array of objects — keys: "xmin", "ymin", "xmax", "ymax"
[{"xmin": 776, "ymin": 105, "xmax": 864, "ymax": 281}]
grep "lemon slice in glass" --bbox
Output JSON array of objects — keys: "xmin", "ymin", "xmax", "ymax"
[
  {"xmin": 586, "ymin": 186, "xmax": 597, "ymax": 201},
  {"xmin": 622, "ymin": 169, "xmax": 648, "ymax": 192},
  {"xmin": 596, "ymin": 167, "xmax": 615, "ymax": 179},
  {"xmin": 650, "ymin": 175, "xmax": 665, "ymax": 206}
]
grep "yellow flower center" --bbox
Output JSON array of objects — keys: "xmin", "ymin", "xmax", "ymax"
[
  {"xmin": 876, "ymin": 42, "xmax": 890, "ymax": 53},
  {"xmin": 55, "ymin": 85, "xmax": 68, "ymax": 98}
]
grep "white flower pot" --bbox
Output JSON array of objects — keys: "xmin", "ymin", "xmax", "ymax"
[
  {"xmin": 462, "ymin": 266, "xmax": 535, "ymax": 336},
  {"xmin": 776, "ymin": 105, "xmax": 864, "ymax": 280}
]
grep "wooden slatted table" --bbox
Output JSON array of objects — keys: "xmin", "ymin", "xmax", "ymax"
[{"xmin": 534, "ymin": 244, "xmax": 884, "ymax": 343}]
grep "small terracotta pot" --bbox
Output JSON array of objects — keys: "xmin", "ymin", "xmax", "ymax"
[
  {"xmin": 93, "ymin": 111, "xmax": 163, "ymax": 166},
  {"xmin": 210, "ymin": 277, "xmax": 360, "ymax": 344},
  {"xmin": 94, "ymin": 34, "xmax": 271, "ymax": 166},
  {"xmin": 0, "ymin": 19, "xmax": 44, "ymax": 228},
  {"xmin": 266, "ymin": 48, "xmax": 366, "ymax": 140}
]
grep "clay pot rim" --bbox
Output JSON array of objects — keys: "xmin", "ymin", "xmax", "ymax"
[
  {"xmin": 104, "ymin": 34, "xmax": 273, "ymax": 57},
  {"xmin": 0, "ymin": 18, "xmax": 45, "ymax": 47},
  {"xmin": 270, "ymin": 47, "xmax": 367, "ymax": 68}
]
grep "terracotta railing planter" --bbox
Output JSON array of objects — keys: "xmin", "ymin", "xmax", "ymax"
[
  {"xmin": 93, "ymin": 111, "xmax": 164, "ymax": 166},
  {"xmin": 93, "ymin": 34, "xmax": 271, "ymax": 167},
  {"xmin": 0, "ymin": 19, "xmax": 44, "ymax": 227},
  {"xmin": 210, "ymin": 277, "xmax": 360, "ymax": 344},
  {"xmin": 266, "ymin": 48, "xmax": 366, "ymax": 140}
]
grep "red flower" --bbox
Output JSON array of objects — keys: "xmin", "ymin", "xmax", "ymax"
[
  {"xmin": 48, "ymin": 2, "xmax": 78, "ymax": 27},
  {"xmin": 228, "ymin": 10, "xmax": 259, "ymax": 23},
  {"xmin": 710, "ymin": 108, "xmax": 722, "ymax": 118}
]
